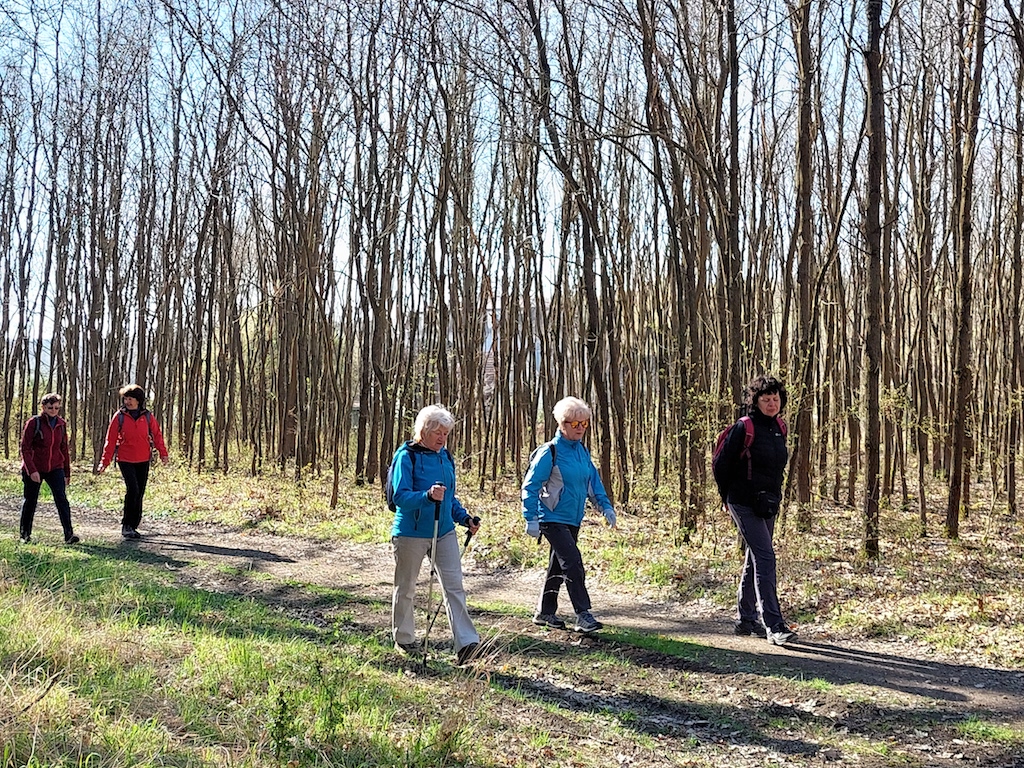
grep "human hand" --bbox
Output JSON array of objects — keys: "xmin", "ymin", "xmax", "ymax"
[
  {"xmin": 95, "ymin": 464, "xmax": 107, "ymax": 475},
  {"xmin": 602, "ymin": 508, "xmax": 617, "ymax": 529},
  {"xmin": 467, "ymin": 516, "xmax": 481, "ymax": 535},
  {"xmin": 29, "ymin": 471, "xmax": 40, "ymax": 483},
  {"xmin": 525, "ymin": 519, "xmax": 540, "ymax": 539},
  {"xmin": 428, "ymin": 483, "xmax": 446, "ymax": 502}
]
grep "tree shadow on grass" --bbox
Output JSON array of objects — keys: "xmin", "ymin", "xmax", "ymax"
[
  {"xmin": 488, "ymin": 637, "xmax": 825, "ymax": 760},
  {"xmin": 490, "ymin": 634, "xmax": 1024, "ymax": 766},
  {"xmin": 141, "ymin": 534, "xmax": 298, "ymax": 563},
  {"xmin": 585, "ymin": 626, "xmax": 1024, "ymax": 719}
]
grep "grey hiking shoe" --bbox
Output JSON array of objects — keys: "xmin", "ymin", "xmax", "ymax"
[
  {"xmin": 394, "ymin": 640, "xmax": 423, "ymax": 657},
  {"xmin": 532, "ymin": 612, "xmax": 567, "ymax": 629},
  {"xmin": 574, "ymin": 611, "xmax": 603, "ymax": 633},
  {"xmin": 767, "ymin": 623, "xmax": 796, "ymax": 646}
]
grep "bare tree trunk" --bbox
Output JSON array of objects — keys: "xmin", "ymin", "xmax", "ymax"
[
  {"xmin": 1002, "ymin": 0, "xmax": 1024, "ymax": 518},
  {"xmin": 863, "ymin": 0, "xmax": 885, "ymax": 559},
  {"xmin": 946, "ymin": 0, "xmax": 988, "ymax": 539},
  {"xmin": 790, "ymin": 0, "xmax": 815, "ymax": 530}
]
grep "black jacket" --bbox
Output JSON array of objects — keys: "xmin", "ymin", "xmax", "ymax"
[{"xmin": 719, "ymin": 410, "xmax": 788, "ymax": 507}]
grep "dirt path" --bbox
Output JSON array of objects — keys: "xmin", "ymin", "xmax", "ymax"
[{"xmin": 12, "ymin": 502, "xmax": 1024, "ymax": 726}]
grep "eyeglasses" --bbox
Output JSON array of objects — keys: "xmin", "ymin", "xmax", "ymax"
[{"xmin": 564, "ymin": 419, "xmax": 590, "ymax": 430}]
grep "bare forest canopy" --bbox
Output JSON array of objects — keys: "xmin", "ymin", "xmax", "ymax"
[{"xmin": 2, "ymin": 0, "xmax": 1022, "ymax": 547}]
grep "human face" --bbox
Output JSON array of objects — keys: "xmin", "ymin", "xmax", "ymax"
[
  {"xmin": 42, "ymin": 400, "xmax": 62, "ymax": 414},
  {"xmin": 559, "ymin": 416, "xmax": 590, "ymax": 441},
  {"xmin": 422, "ymin": 426, "xmax": 450, "ymax": 452},
  {"xmin": 756, "ymin": 391, "xmax": 781, "ymax": 417},
  {"xmin": 123, "ymin": 396, "xmax": 139, "ymax": 410}
]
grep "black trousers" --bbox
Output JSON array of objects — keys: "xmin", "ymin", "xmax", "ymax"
[
  {"xmin": 21, "ymin": 469, "xmax": 74, "ymax": 539},
  {"xmin": 537, "ymin": 522, "xmax": 591, "ymax": 615},
  {"xmin": 118, "ymin": 461, "xmax": 151, "ymax": 530}
]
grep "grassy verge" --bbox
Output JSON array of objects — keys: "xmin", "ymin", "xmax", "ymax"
[
  {"xmin": 9, "ymin": 545, "xmax": 1019, "ymax": 768},
  {"xmin": 0, "ymin": 536, "xmax": 488, "ymax": 766}
]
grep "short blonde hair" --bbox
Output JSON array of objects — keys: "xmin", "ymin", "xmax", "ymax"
[
  {"xmin": 552, "ymin": 397, "xmax": 592, "ymax": 424},
  {"xmin": 413, "ymin": 404, "xmax": 456, "ymax": 442}
]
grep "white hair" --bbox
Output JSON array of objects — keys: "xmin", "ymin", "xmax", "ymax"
[
  {"xmin": 413, "ymin": 404, "xmax": 456, "ymax": 442},
  {"xmin": 552, "ymin": 396, "xmax": 592, "ymax": 424}
]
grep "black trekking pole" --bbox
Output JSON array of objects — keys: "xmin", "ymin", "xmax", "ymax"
[{"xmin": 424, "ymin": 516, "xmax": 480, "ymax": 641}]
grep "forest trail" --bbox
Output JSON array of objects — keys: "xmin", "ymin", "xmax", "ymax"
[{"xmin": 9, "ymin": 501, "xmax": 1023, "ymax": 727}]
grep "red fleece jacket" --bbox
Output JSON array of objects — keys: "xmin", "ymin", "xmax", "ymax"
[{"xmin": 100, "ymin": 409, "xmax": 169, "ymax": 467}]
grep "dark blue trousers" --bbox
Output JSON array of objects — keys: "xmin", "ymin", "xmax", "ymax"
[{"xmin": 727, "ymin": 502, "xmax": 785, "ymax": 629}]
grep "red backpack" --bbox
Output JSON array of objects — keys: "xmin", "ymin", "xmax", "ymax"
[{"xmin": 712, "ymin": 415, "xmax": 788, "ymax": 484}]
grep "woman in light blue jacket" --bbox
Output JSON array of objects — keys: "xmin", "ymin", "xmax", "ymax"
[
  {"xmin": 522, "ymin": 397, "xmax": 617, "ymax": 633},
  {"xmin": 389, "ymin": 405, "xmax": 481, "ymax": 665}
]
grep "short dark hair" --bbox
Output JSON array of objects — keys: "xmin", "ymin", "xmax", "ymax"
[
  {"xmin": 744, "ymin": 375, "xmax": 787, "ymax": 414},
  {"xmin": 119, "ymin": 384, "xmax": 146, "ymax": 406}
]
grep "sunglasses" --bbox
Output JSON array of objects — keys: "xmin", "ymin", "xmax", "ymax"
[
  {"xmin": 43, "ymin": 402, "xmax": 61, "ymax": 408},
  {"xmin": 564, "ymin": 419, "xmax": 590, "ymax": 430}
]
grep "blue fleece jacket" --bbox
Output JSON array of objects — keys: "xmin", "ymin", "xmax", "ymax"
[
  {"xmin": 521, "ymin": 432, "xmax": 613, "ymax": 526},
  {"xmin": 390, "ymin": 441, "xmax": 471, "ymax": 538}
]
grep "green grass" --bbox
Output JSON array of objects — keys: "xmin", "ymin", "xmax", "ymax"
[
  {"xmin": 0, "ymin": 537, "xmax": 483, "ymax": 767},
  {"xmin": 601, "ymin": 627, "xmax": 706, "ymax": 658},
  {"xmin": 956, "ymin": 716, "xmax": 1024, "ymax": 743},
  {"xmin": 801, "ymin": 677, "xmax": 834, "ymax": 693}
]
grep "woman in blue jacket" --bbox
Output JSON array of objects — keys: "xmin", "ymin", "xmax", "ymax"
[
  {"xmin": 389, "ymin": 405, "xmax": 481, "ymax": 665},
  {"xmin": 522, "ymin": 397, "xmax": 617, "ymax": 633}
]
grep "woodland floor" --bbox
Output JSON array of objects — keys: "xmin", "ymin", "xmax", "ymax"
[{"xmin": 4, "ymin": 500, "xmax": 1024, "ymax": 767}]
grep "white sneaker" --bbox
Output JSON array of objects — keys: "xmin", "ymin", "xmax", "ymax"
[{"xmin": 767, "ymin": 624, "xmax": 796, "ymax": 646}]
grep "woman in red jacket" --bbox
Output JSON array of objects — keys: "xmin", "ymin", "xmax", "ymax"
[
  {"xmin": 20, "ymin": 393, "xmax": 78, "ymax": 544},
  {"xmin": 98, "ymin": 384, "xmax": 169, "ymax": 539}
]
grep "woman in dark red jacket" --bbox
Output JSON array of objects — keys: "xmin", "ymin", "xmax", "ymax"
[
  {"xmin": 20, "ymin": 393, "xmax": 78, "ymax": 544},
  {"xmin": 97, "ymin": 384, "xmax": 169, "ymax": 539}
]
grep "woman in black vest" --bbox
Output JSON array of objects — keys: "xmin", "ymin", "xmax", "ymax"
[{"xmin": 716, "ymin": 375, "xmax": 795, "ymax": 646}]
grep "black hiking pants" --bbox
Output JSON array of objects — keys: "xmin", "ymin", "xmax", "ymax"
[
  {"xmin": 118, "ymin": 461, "xmax": 151, "ymax": 531},
  {"xmin": 537, "ymin": 522, "xmax": 592, "ymax": 616},
  {"xmin": 21, "ymin": 468, "xmax": 74, "ymax": 540}
]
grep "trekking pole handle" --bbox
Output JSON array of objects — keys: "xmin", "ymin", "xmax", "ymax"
[
  {"xmin": 464, "ymin": 516, "xmax": 481, "ymax": 548},
  {"xmin": 430, "ymin": 483, "xmax": 445, "ymax": 517}
]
